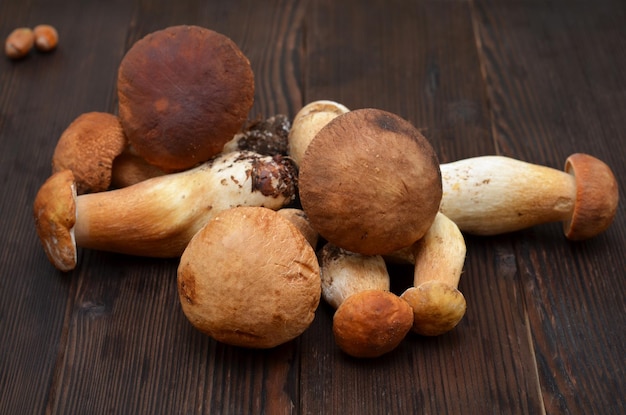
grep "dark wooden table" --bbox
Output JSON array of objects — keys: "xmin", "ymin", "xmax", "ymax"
[{"xmin": 1, "ymin": 0, "xmax": 624, "ymax": 414}]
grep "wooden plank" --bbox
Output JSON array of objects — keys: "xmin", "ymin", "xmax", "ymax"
[
  {"xmin": 299, "ymin": 1, "xmax": 544, "ymax": 413},
  {"xmin": 0, "ymin": 1, "xmax": 136, "ymax": 414},
  {"xmin": 471, "ymin": 0, "xmax": 626, "ymax": 413}
]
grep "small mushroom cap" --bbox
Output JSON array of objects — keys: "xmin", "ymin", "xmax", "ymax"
[
  {"xmin": 117, "ymin": 25, "xmax": 255, "ymax": 171},
  {"xmin": 177, "ymin": 206, "xmax": 321, "ymax": 349},
  {"xmin": 401, "ymin": 281, "xmax": 466, "ymax": 336},
  {"xmin": 563, "ymin": 153, "xmax": 619, "ymax": 240},
  {"xmin": 299, "ymin": 108, "xmax": 442, "ymax": 255},
  {"xmin": 333, "ymin": 290, "xmax": 414, "ymax": 358},
  {"xmin": 33, "ymin": 170, "xmax": 78, "ymax": 272},
  {"xmin": 52, "ymin": 112, "xmax": 127, "ymax": 194}
]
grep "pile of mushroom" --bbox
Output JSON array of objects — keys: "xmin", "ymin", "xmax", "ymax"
[{"xmin": 32, "ymin": 25, "xmax": 620, "ymax": 357}]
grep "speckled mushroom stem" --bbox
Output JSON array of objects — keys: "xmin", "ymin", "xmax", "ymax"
[
  {"xmin": 73, "ymin": 151, "xmax": 297, "ymax": 258},
  {"xmin": 439, "ymin": 154, "xmax": 619, "ymax": 240}
]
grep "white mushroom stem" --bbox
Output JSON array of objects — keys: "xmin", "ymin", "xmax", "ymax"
[
  {"xmin": 399, "ymin": 212, "xmax": 467, "ymax": 336},
  {"xmin": 74, "ymin": 151, "xmax": 297, "ymax": 257},
  {"xmin": 439, "ymin": 154, "xmax": 618, "ymax": 239},
  {"xmin": 319, "ymin": 243, "xmax": 390, "ymax": 309}
]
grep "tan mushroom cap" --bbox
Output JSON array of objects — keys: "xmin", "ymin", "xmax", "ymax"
[
  {"xmin": 298, "ymin": 108, "xmax": 442, "ymax": 255},
  {"xmin": 332, "ymin": 289, "xmax": 414, "ymax": 358},
  {"xmin": 33, "ymin": 170, "xmax": 78, "ymax": 272},
  {"xmin": 563, "ymin": 153, "xmax": 619, "ymax": 240},
  {"xmin": 117, "ymin": 25, "xmax": 255, "ymax": 171},
  {"xmin": 52, "ymin": 112, "xmax": 127, "ymax": 194},
  {"xmin": 177, "ymin": 206, "xmax": 321, "ymax": 349},
  {"xmin": 401, "ymin": 281, "xmax": 466, "ymax": 336}
]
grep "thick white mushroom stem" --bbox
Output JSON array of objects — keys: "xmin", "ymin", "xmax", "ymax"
[
  {"xmin": 74, "ymin": 151, "xmax": 296, "ymax": 257},
  {"xmin": 399, "ymin": 212, "xmax": 467, "ymax": 337},
  {"xmin": 34, "ymin": 151, "xmax": 297, "ymax": 271},
  {"xmin": 439, "ymin": 153, "xmax": 618, "ymax": 240},
  {"xmin": 319, "ymin": 244, "xmax": 414, "ymax": 358}
]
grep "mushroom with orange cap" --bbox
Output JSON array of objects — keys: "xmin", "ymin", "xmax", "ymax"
[
  {"xmin": 319, "ymin": 243, "xmax": 414, "ymax": 358},
  {"xmin": 177, "ymin": 206, "xmax": 321, "ymax": 348},
  {"xmin": 52, "ymin": 112, "xmax": 127, "ymax": 194}
]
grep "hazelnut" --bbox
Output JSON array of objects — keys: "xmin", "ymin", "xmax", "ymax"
[
  {"xmin": 5, "ymin": 27, "xmax": 35, "ymax": 59},
  {"xmin": 33, "ymin": 25, "xmax": 58, "ymax": 52}
]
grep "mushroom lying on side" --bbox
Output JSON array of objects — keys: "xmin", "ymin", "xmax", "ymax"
[
  {"xmin": 290, "ymin": 101, "xmax": 619, "ymax": 240},
  {"xmin": 33, "ymin": 151, "xmax": 297, "ymax": 271},
  {"xmin": 177, "ymin": 206, "xmax": 321, "ymax": 349},
  {"xmin": 439, "ymin": 154, "xmax": 619, "ymax": 240},
  {"xmin": 319, "ymin": 243, "xmax": 414, "ymax": 358}
]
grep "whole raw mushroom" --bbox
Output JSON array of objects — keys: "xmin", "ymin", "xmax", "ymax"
[
  {"xmin": 117, "ymin": 25, "xmax": 255, "ymax": 171},
  {"xmin": 177, "ymin": 206, "xmax": 321, "ymax": 348}
]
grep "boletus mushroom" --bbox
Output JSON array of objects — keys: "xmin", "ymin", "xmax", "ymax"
[
  {"xmin": 117, "ymin": 25, "xmax": 255, "ymax": 171},
  {"xmin": 298, "ymin": 108, "xmax": 442, "ymax": 255},
  {"xmin": 33, "ymin": 151, "xmax": 297, "ymax": 271},
  {"xmin": 52, "ymin": 112, "xmax": 127, "ymax": 194},
  {"xmin": 177, "ymin": 206, "xmax": 321, "ymax": 348},
  {"xmin": 319, "ymin": 243, "xmax": 414, "ymax": 358}
]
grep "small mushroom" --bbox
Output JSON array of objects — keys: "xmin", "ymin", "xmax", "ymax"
[
  {"xmin": 398, "ymin": 212, "xmax": 467, "ymax": 336},
  {"xmin": 117, "ymin": 25, "xmax": 255, "ymax": 171},
  {"xmin": 52, "ymin": 112, "xmax": 128, "ymax": 194},
  {"xmin": 439, "ymin": 154, "xmax": 619, "ymax": 240},
  {"xmin": 33, "ymin": 151, "xmax": 297, "ymax": 271},
  {"xmin": 288, "ymin": 100, "xmax": 349, "ymax": 167},
  {"xmin": 177, "ymin": 206, "xmax": 321, "ymax": 348},
  {"xmin": 319, "ymin": 243, "xmax": 414, "ymax": 358},
  {"xmin": 298, "ymin": 108, "xmax": 442, "ymax": 255}
]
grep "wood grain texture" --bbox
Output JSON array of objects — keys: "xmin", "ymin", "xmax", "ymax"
[{"xmin": 0, "ymin": 0, "xmax": 623, "ymax": 414}]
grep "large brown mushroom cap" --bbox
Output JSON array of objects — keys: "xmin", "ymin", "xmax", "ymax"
[
  {"xmin": 298, "ymin": 108, "xmax": 443, "ymax": 255},
  {"xmin": 117, "ymin": 25, "xmax": 255, "ymax": 171},
  {"xmin": 177, "ymin": 206, "xmax": 321, "ymax": 348},
  {"xmin": 332, "ymin": 290, "xmax": 414, "ymax": 358},
  {"xmin": 33, "ymin": 170, "xmax": 78, "ymax": 272},
  {"xmin": 52, "ymin": 112, "xmax": 127, "ymax": 194}
]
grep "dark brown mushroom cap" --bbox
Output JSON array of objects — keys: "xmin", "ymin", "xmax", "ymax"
[
  {"xmin": 177, "ymin": 206, "xmax": 321, "ymax": 349},
  {"xmin": 563, "ymin": 153, "xmax": 619, "ymax": 240},
  {"xmin": 332, "ymin": 290, "xmax": 414, "ymax": 358},
  {"xmin": 117, "ymin": 25, "xmax": 255, "ymax": 171},
  {"xmin": 33, "ymin": 170, "xmax": 78, "ymax": 272},
  {"xmin": 52, "ymin": 112, "xmax": 127, "ymax": 194},
  {"xmin": 401, "ymin": 281, "xmax": 466, "ymax": 336},
  {"xmin": 298, "ymin": 108, "xmax": 443, "ymax": 255}
]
